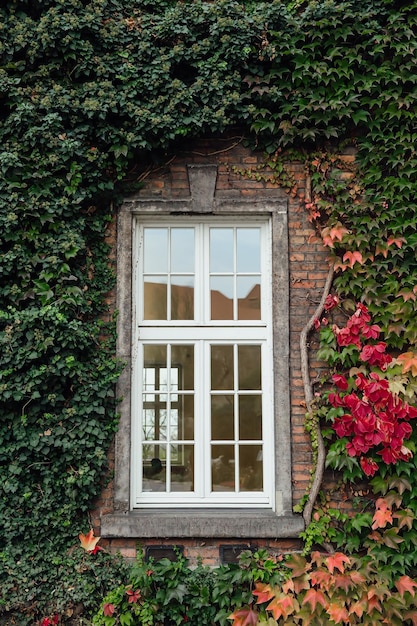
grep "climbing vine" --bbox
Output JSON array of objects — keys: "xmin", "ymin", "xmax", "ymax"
[{"xmin": 1, "ymin": 0, "xmax": 417, "ymax": 622}]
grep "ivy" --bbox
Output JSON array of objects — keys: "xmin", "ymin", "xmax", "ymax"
[{"xmin": 1, "ymin": 0, "xmax": 417, "ymax": 622}]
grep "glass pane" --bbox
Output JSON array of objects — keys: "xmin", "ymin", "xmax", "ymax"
[
  {"xmin": 141, "ymin": 401, "xmax": 167, "ymax": 440},
  {"xmin": 143, "ymin": 367, "xmax": 155, "ymax": 396},
  {"xmin": 144, "ymin": 228, "xmax": 168, "ymax": 273},
  {"xmin": 171, "ymin": 276, "xmax": 194, "ymax": 320},
  {"xmin": 171, "ymin": 228, "xmax": 195, "ymax": 273},
  {"xmin": 159, "ymin": 368, "xmax": 168, "ymax": 393},
  {"xmin": 171, "ymin": 345, "xmax": 194, "ymax": 390},
  {"xmin": 143, "ymin": 408, "xmax": 156, "ymax": 440},
  {"xmin": 239, "ymin": 395, "xmax": 262, "ymax": 440},
  {"xmin": 238, "ymin": 345, "xmax": 261, "ymax": 390},
  {"xmin": 144, "ymin": 277, "xmax": 167, "ymax": 320},
  {"xmin": 211, "ymin": 345, "xmax": 234, "ymax": 390},
  {"xmin": 211, "ymin": 445, "xmax": 235, "ymax": 491},
  {"xmin": 144, "ymin": 345, "xmax": 167, "ymax": 376},
  {"xmin": 170, "ymin": 444, "xmax": 194, "ymax": 492},
  {"xmin": 210, "ymin": 228, "xmax": 233, "ymax": 273},
  {"xmin": 168, "ymin": 367, "xmax": 178, "ymax": 400},
  {"xmin": 182, "ymin": 395, "xmax": 194, "ymax": 440},
  {"xmin": 237, "ymin": 228, "xmax": 261, "ymax": 273},
  {"xmin": 211, "ymin": 395, "xmax": 234, "ymax": 440},
  {"xmin": 155, "ymin": 406, "xmax": 167, "ymax": 439},
  {"xmin": 237, "ymin": 277, "xmax": 261, "ymax": 320},
  {"xmin": 240, "ymin": 445, "xmax": 263, "ymax": 491},
  {"xmin": 211, "ymin": 276, "xmax": 233, "ymax": 320},
  {"xmin": 170, "ymin": 408, "xmax": 179, "ymax": 440},
  {"xmin": 142, "ymin": 444, "xmax": 166, "ymax": 491}
]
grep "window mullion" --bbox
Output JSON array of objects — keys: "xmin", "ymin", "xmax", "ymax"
[
  {"xmin": 233, "ymin": 342, "xmax": 239, "ymax": 493},
  {"xmin": 166, "ymin": 344, "xmax": 171, "ymax": 493}
]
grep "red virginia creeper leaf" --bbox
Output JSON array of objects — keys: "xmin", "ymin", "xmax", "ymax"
[
  {"xmin": 103, "ymin": 603, "xmax": 116, "ymax": 617},
  {"xmin": 372, "ymin": 498, "xmax": 393, "ymax": 530},
  {"xmin": 228, "ymin": 606, "xmax": 259, "ymax": 626},
  {"xmin": 404, "ymin": 610, "xmax": 417, "ymax": 626},
  {"xmin": 326, "ymin": 602, "xmax": 349, "ymax": 624},
  {"xmin": 266, "ymin": 593, "xmax": 297, "ymax": 621},
  {"xmin": 342, "ymin": 250, "xmax": 363, "ymax": 268},
  {"xmin": 253, "ymin": 583, "xmax": 275, "ymax": 605},
  {"xmin": 326, "ymin": 552, "xmax": 350, "ymax": 574},
  {"xmin": 302, "ymin": 588, "xmax": 327, "ymax": 612},
  {"xmin": 395, "ymin": 576, "xmax": 417, "ymax": 598},
  {"xmin": 321, "ymin": 223, "xmax": 349, "ymax": 248}
]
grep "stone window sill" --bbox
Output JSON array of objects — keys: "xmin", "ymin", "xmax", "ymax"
[{"xmin": 101, "ymin": 509, "xmax": 304, "ymax": 539}]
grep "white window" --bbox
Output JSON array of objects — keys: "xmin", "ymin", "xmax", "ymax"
[{"xmin": 131, "ymin": 220, "xmax": 274, "ymax": 507}]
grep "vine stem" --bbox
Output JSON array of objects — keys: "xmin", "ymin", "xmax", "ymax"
[{"xmin": 300, "ymin": 265, "xmax": 334, "ymax": 534}]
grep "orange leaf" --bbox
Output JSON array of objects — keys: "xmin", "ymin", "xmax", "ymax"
[
  {"xmin": 342, "ymin": 250, "xmax": 363, "ymax": 268},
  {"xmin": 253, "ymin": 583, "xmax": 275, "ymax": 605},
  {"xmin": 228, "ymin": 606, "xmax": 259, "ymax": 626},
  {"xmin": 266, "ymin": 593, "xmax": 297, "ymax": 621},
  {"xmin": 366, "ymin": 589, "xmax": 382, "ymax": 613},
  {"xmin": 310, "ymin": 569, "xmax": 333, "ymax": 591},
  {"xmin": 372, "ymin": 498, "xmax": 393, "ymax": 530},
  {"xmin": 302, "ymin": 588, "xmax": 327, "ymax": 612},
  {"xmin": 333, "ymin": 258, "xmax": 349, "ymax": 272},
  {"xmin": 326, "ymin": 552, "xmax": 351, "ymax": 574},
  {"xmin": 397, "ymin": 352, "xmax": 417, "ymax": 377},
  {"xmin": 398, "ymin": 290, "xmax": 416, "ymax": 302},
  {"xmin": 350, "ymin": 598, "xmax": 366, "ymax": 618},
  {"xmin": 334, "ymin": 574, "xmax": 354, "ymax": 592},
  {"xmin": 79, "ymin": 528, "xmax": 100, "ymax": 552},
  {"xmin": 326, "ymin": 602, "xmax": 349, "ymax": 624},
  {"xmin": 321, "ymin": 223, "xmax": 349, "ymax": 248},
  {"xmin": 349, "ymin": 571, "xmax": 366, "ymax": 586},
  {"xmin": 405, "ymin": 609, "xmax": 417, "ymax": 626},
  {"xmin": 282, "ymin": 578, "xmax": 295, "ymax": 594},
  {"xmin": 395, "ymin": 576, "xmax": 417, "ymax": 598},
  {"xmin": 387, "ymin": 236, "xmax": 406, "ymax": 248}
]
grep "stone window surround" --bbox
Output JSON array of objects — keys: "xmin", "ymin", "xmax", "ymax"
[{"xmin": 101, "ymin": 164, "xmax": 304, "ymax": 539}]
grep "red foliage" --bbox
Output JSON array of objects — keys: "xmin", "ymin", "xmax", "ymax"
[
  {"xmin": 327, "ymin": 305, "xmax": 417, "ymax": 476},
  {"xmin": 229, "ymin": 550, "xmax": 417, "ymax": 626}
]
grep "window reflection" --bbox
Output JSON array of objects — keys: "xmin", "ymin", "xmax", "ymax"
[
  {"xmin": 144, "ymin": 228, "xmax": 168, "ymax": 273},
  {"xmin": 237, "ymin": 279, "xmax": 260, "ymax": 320},
  {"xmin": 240, "ymin": 445, "xmax": 263, "ymax": 491},
  {"xmin": 171, "ymin": 277, "xmax": 194, "ymax": 320},
  {"xmin": 211, "ymin": 444, "xmax": 235, "ymax": 491},
  {"xmin": 144, "ymin": 278, "xmax": 167, "ymax": 320},
  {"xmin": 209, "ymin": 227, "xmax": 262, "ymax": 321},
  {"xmin": 171, "ymin": 228, "xmax": 194, "ymax": 273},
  {"xmin": 210, "ymin": 228, "xmax": 233, "ymax": 273},
  {"xmin": 211, "ymin": 395, "xmax": 234, "ymax": 440},
  {"xmin": 142, "ymin": 344, "xmax": 195, "ymax": 493},
  {"xmin": 237, "ymin": 228, "xmax": 261, "ymax": 273},
  {"xmin": 143, "ymin": 228, "xmax": 195, "ymax": 321}
]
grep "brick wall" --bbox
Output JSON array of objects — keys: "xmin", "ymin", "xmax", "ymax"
[{"xmin": 92, "ymin": 136, "xmax": 337, "ymax": 563}]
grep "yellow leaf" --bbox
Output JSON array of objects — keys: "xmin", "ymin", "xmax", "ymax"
[
  {"xmin": 79, "ymin": 528, "xmax": 100, "ymax": 552},
  {"xmin": 397, "ymin": 352, "xmax": 417, "ymax": 378}
]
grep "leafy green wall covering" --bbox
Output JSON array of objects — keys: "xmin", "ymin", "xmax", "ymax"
[{"xmin": 1, "ymin": 0, "xmax": 417, "ymax": 621}]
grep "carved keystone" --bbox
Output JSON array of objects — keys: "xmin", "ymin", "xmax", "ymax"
[{"xmin": 187, "ymin": 164, "xmax": 217, "ymax": 213}]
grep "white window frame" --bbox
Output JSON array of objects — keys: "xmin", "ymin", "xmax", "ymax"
[
  {"xmin": 131, "ymin": 219, "xmax": 274, "ymax": 508},
  {"xmin": 101, "ymin": 163, "xmax": 304, "ymax": 539}
]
